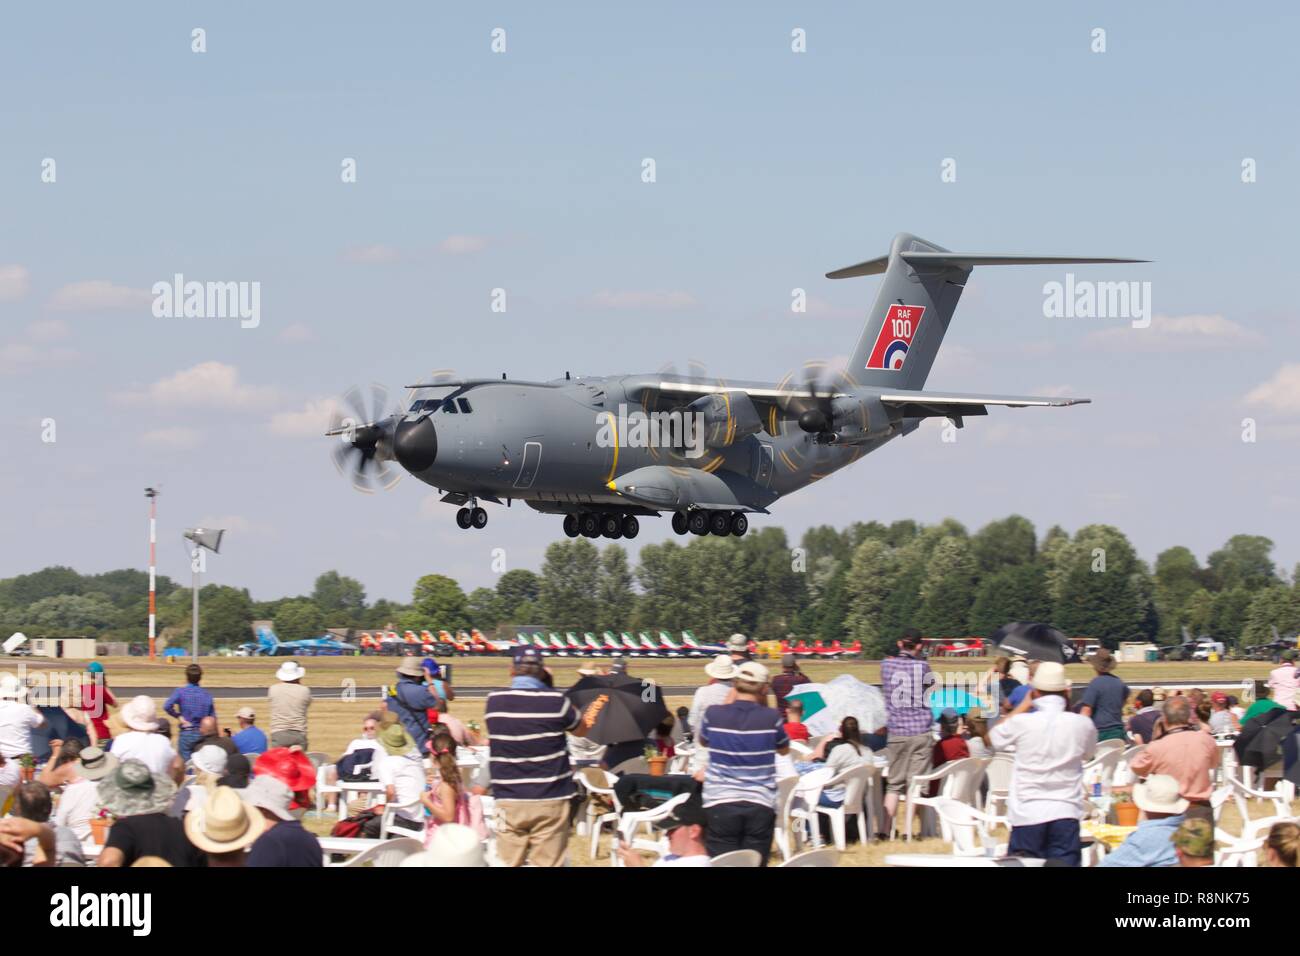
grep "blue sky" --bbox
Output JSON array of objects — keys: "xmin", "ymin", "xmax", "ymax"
[{"xmin": 2, "ymin": 2, "xmax": 1297, "ymax": 601}]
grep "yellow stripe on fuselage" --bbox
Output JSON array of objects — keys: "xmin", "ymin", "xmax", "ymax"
[{"xmin": 602, "ymin": 412, "xmax": 619, "ymax": 484}]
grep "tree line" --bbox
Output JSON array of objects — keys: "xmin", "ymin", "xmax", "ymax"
[{"xmin": 2, "ymin": 517, "xmax": 1297, "ymax": 656}]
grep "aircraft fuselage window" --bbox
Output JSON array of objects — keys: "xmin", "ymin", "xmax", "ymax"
[
  {"xmin": 442, "ymin": 400, "xmax": 458, "ymax": 413},
  {"xmin": 457, "ymin": 398, "xmax": 472, "ymax": 413}
]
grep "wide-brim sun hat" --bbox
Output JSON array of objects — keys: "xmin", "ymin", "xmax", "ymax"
[
  {"xmin": 120, "ymin": 695, "xmax": 160, "ymax": 732},
  {"xmin": 275, "ymin": 660, "xmax": 306, "ymax": 682},
  {"xmin": 378, "ymin": 723, "xmax": 416, "ymax": 756},
  {"xmin": 78, "ymin": 746, "xmax": 119, "ymax": 782},
  {"xmin": 399, "ymin": 823, "xmax": 486, "ymax": 867},
  {"xmin": 192, "ymin": 744, "xmax": 229, "ymax": 776},
  {"xmin": 704, "ymin": 655, "xmax": 736, "ymax": 681},
  {"xmin": 184, "ymin": 785, "xmax": 265, "ymax": 854},
  {"xmin": 240, "ymin": 775, "xmax": 295, "ymax": 821},
  {"xmin": 253, "ymin": 748, "xmax": 317, "ymax": 797},
  {"xmin": 396, "ymin": 657, "xmax": 426, "ymax": 678},
  {"xmin": 97, "ymin": 758, "xmax": 178, "ymax": 817},
  {"xmin": 1030, "ymin": 662, "xmax": 1069, "ymax": 693},
  {"xmin": 1133, "ymin": 774, "xmax": 1189, "ymax": 815}
]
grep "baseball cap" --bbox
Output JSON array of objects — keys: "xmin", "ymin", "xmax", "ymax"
[
  {"xmin": 422, "ymin": 657, "xmax": 442, "ymax": 678},
  {"xmin": 235, "ymin": 706, "xmax": 256, "ymax": 720},
  {"xmin": 1170, "ymin": 818, "xmax": 1214, "ymax": 858},
  {"xmin": 653, "ymin": 795, "xmax": 708, "ymax": 831},
  {"xmin": 734, "ymin": 661, "xmax": 770, "ymax": 684},
  {"xmin": 512, "ymin": 645, "xmax": 542, "ymax": 664},
  {"xmin": 1210, "ymin": 691, "xmax": 1227, "ymax": 704}
]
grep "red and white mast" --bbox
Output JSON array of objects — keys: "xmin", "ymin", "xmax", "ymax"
[{"xmin": 145, "ymin": 487, "xmax": 160, "ymax": 660}]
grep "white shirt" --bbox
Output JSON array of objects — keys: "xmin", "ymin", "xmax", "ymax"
[
  {"xmin": 0, "ymin": 700, "xmax": 44, "ymax": 757},
  {"xmin": 54, "ymin": 776, "xmax": 100, "ymax": 844},
  {"xmin": 377, "ymin": 750, "xmax": 426, "ymax": 823},
  {"xmin": 989, "ymin": 695, "xmax": 1096, "ymax": 827},
  {"xmin": 655, "ymin": 853, "xmax": 712, "ymax": 867},
  {"xmin": 111, "ymin": 731, "xmax": 177, "ymax": 777}
]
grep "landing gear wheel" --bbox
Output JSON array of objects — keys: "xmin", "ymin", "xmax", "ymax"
[
  {"xmin": 730, "ymin": 513, "xmax": 748, "ymax": 537},
  {"xmin": 471, "ymin": 507, "xmax": 488, "ymax": 529},
  {"xmin": 671, "ymin": 512, "xmax": 689, "ymax": 536},
  {"xmin": 621, "ymin": 515, "xmax": 640, "ymax": 539},
  {"xmin": 710, "ymin": 511, "xmax": 732, "ymax": 536},
  {"xmin": 601, "ymin": 514, "xmax": 622, "ymax": 539},
  {"xmin": 580, "ymin": 513, "xmax": 601, "ymax": 538},
  {"xmin": 456, "ymin": 508, "xmax": 472, "ymax": 529},
  {"xmin": 562, "ymin": 514, "xmax": 579, "ymax": 538},
  {"xmin": 688, "ymin": 511, "xmax": 709, "ymax": 536}
]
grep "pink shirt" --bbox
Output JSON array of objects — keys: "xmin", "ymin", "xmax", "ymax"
[
  {"xmin": 1129, "ymin": 726, "xmax": 1220, "ymax": 801},
  {"xmin": 1268, "ymin": 664, "xmax": 1298, "ymax": 711}
]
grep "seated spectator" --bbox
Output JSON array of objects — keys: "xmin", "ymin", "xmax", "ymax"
[
  {"xmin": 650, "ymin": 716, "xmax": 677, "ymax": 759},
  {"xmin": 400, "ymin": 823, "xmax": 486, "ymax": 867},
  {"xmin": 962, "ymin": 714, "xmax": 991, "ymax": 758},
  {"xmin": 1127, "ymin": 689, "xmax": 1161, "ymax": 744},
  {"xmin": 13, "ymin": 781, "xmax": 85, "ymax": 866},
  {"xmin": 244, "ymin": 776, "xmax": 322, "ymax": 867},
  {"xmin": 376, "ymin": 723, "xmax": 426, "ymax": 834},
  {"xmin": 1098, "ymin": 775, "xmax": 1187, "ymax": 868},
  {"xmin": 323, "ymin": 712, "xmax": 385, "ymax": 811},
  {"xmin": 55, "ymin": 745, "xmax": 116, "ymax": 846},
  {"xmin": 929, "ymin": 710, "xmax": 970, "ymax": 795},
  {"xmin": 1171, "ymin": 818, "xmax": 1214, "ymax": 867},
  {"xmin": 1264, "ymin": 821, "xmax": 1299, "ymax": 868},
  {"xmin": 1130, "ymin": 697, "xmax": 1218, "ymax": 819},
  {"xmin": 1243, "ymin": 686, "xmax": 1283, "ymax": 724},
  {"xmin": 253, "ymin": 748, "xmax": 318, "ymax": 817},
  {"xmin": 617, "ymin": 794, "xmax": 712, "ymax": 867},
  {"xmin": 111, "ymin": 696, "xmax": 183, "ymax": 783},
  {"xmin": 231, "ymin": 706, "xmax": 268, "ymax": 755},
  {"xmin": 219, "ymin": 753, "xmax": 252, "ymax": 790},
  {"xmin": 96, "ymin": 759, "xmax": 205, "ymax": 868},
  {"xmin": 195, "ymin": 716, "xmax": 240, "ymax": 758},
  {"xmin": 169, "ymin": 745, "xmax": 227, "ymax": 817},
  {"xmin": 783, "ymin": 699, "xmax": 811, "ymax": 743},
  {"xmin": 810, "ymin": 717, "xmax": 875, "ymax": 807},
  {"xmin": 184, "ymin": 785, "xmax": 262, "ymax": 867},
  {"xmin": 1207, "ymin": 693, "xmax": 1239, "ymax": 735}
]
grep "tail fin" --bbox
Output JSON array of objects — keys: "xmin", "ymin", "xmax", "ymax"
[
  {"xmin": 829, "ymin": 233, "xmax": 1146, "ymax": 389},
  {"xmin": 256, "ymin": 626, "xmax": 279, "ymax": 649}
]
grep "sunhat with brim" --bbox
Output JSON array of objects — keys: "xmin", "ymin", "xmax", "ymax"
[
  {"xmin": 399, "ymin": 824, "xmax": 486, "ymax": 867},
  {"xmin": 78, "ymin": 746, "xmax": 119, "ymax": 782},
  {"xmin": 240, "ymin": 774, "xmax": 295, "ymax": 821},
  {"xmin": 184, "ymin": 786, "xmax": 265, "ymax": 854},
  {"xmin": 378, "ymin": 723, "xmax": 416, "ymax": 756},
  {"xmin": 396, "ymin": 657, "xmax": 426, "ymax": 678},
  {"xmin": 1171, "ymin": 819, "xmax": 1214, "ymax": 857},
  {"xmin": 704, "ymin": 655, "xmax": 736, "ymax": 681},
  {"xmin": 1133, "ymin": 775, "xmax": 1189, "ymax": 815},
  {"xmin": 120, "ymin": 695, "xmax": 160, "ymax": 732},
  {"xmin": 0, "ymin": 674, "xmax": 27, "ymax": 700},
  {"xmin": 97, "ymin": 759, "xmax": 177, "ymax": 817},
  {"xmin": 253, "ymin": 748, "xmax": 317, "ymax": 798},
  {"xmin": 1030, "ymin": 662, "xmax": 1069, "ymax": 693},
  {"xmin": 727, "ymin": 634, "xmax": 749, "ymax": 651},
  {"xmin": 192, "ymin": 745, "xmax": 229, "ymax": 776},
  {"xmin": 275, "ymin": 661, "xmax": 306, "ymax": 682}
]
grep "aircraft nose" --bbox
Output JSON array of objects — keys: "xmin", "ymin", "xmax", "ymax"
[{"xmin": 394, "ymin": 415, "xmax": 437, "ymax": 472}]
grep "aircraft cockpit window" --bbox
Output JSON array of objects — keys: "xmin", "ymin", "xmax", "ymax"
[
  {"xmin": 457, "ymin": 398, "xmax": 472, "ymax": 413},
  {"xmin": 442, "ymin": 400, "xmax": 458, "ymax": 414}
]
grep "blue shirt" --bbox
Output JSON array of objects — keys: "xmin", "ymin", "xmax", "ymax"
[
  {"xmin": 247, "ymin": 820, "xmax": 323, "ymax": 868},
  {"xmin": 1081, "ymin": 673, "xmax": 1130, "ymax": 732},
  {"xmin": 699, "ymin": 699, "xmax": 789, "ymax": 809},
  {"xmin": 386, "ymin": 676, "xmax": 440, "ymax": 753},
  {"xmin": 1008, "ymin": 684, "xmax": 1033, "ymax": 710},
  {"xmin": 1097, "ymin": 814, "xmax": 1185, "ymax": 868},
  {"xmin": 232, "ymin": 726, "xmax": 268, "ymax": 755},
  {"xmin": 164, "ymin": 684, "xmax": 215, "ymax": 731},
  {"xmin": 486, "ymin": 683, "xmax": 580, "ymax": 801}
]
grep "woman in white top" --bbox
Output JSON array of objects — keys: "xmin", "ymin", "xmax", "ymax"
[{"xmin": 809, "ymin": 717, "xmax": 874, "ymax": 806}]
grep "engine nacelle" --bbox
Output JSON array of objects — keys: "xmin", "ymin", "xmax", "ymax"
[
  {"xmin": 686, "ymin": 390, "xmax": 763, "ymax": 448},
  {"xmin": 828, "ymin": 394, "xmax": 899, "ymax": 442}
]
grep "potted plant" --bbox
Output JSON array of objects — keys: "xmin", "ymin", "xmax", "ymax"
[
  {"xmin": 90, "ymin": 810, "xmax": 114, "ymax": 846},
  {"xmin": 1112, "ymin": 788, "xmax": 1139, "ymax": 826},
  {"xmin": 18, "ymin": 754, "xmax": 35, "ymax": 784},
  {"xmin": 645, "ymin": 743, "xmax": 667, "ymax": 777}
]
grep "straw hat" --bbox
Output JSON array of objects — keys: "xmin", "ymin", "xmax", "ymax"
[
  {"xmin": 275, "ymin": 661, "xmax": 306, "ymax": 682},
  {"xmin": 96, "ymin": 759, "xmax": 177, "ymax": 817},
  {"xmin": 378, "ymin": 723, "xmax": 416, "ymax": 756},
  {"xmin": 1133, "ymin": 774, "xmax": 1189, "ymax": 815},
  {"xmin": 184, "ymin": 786, "xmax": 265, "ymax": 854},
  {"xmin": 120, "ymin": 695, "xmax": 160, "ymax": 732},
  {"xmin": 399, "ymin": 824, "xmax": 486, "ymax": 867},
  {"xmin": 77, "ymin": 746, "xmax": 119, "ymax": 782},
  {"xmin": 704, "ymin": 655, "xmax": 736, "ymax": 681},
  {"xmin": 1030, "ymin": 662, "xmax": 1069, "ymax": 693},
  {"xmin": 396, "ymin": 657, "xmax": 426, "ymax": 678}
]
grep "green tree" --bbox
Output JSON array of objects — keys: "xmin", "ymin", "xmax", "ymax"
[
  {"xmin": 843, "ymin": 539, "xmax": 898, "ymax": 648},
  {"xmin": 597, "ymin": 546, "xmax": 635, "ymax": 632},
  {"xmin": 22, "ymin": 594, "xmax": 118, "ymax": 634},
  {"xmin": 197, "ymin": 585, "xmax": 254, "ymax": 651},
  {"xmin": 635, "ymin": 542, "xmax": 691, "ymax": 631},
  {"xmin": 537, "ymin": 540, "xmax": 599, "ymax": 626},
  {"xmin": 1152, "ymin": 547, "xmax": 1206, "ymax": 642},
  {"xmin": 1207, "ymin": 535, "xmax": 1278, "ymax": 591},
  {"xmin": 406, "ymin": 574, "xmax": 469, "ymax": 631},
  {"xmin": 495, "ymin": 569, "xmax": 541, "ymax": 620},
  {"xmin": 312, "ymin": 571, "xmax": 366, "ymax": 620},
  {"xmin": 968, "ymin": 563, "xmax": 1052, "ymax": 638},
  {"xmin": 1050, "ymin": 526, "xmax": 1145, "ymax": 647},
  {"xmin": 736, "ymin": 528, "xmax": 805, "ymax": 641},
  {"xmin": 970, "ymin": 515, "xmax": 1037, "ymax": 574},
  {"xmin": 466, "ymin": 588, "xmax": 503, "ymax": 629},
  {"xmin": 0, "ymin": 566, "xmax": 84, "ymax": 607},
  {"xmin": 877, "ymin": 541, "xmax": 928, "ymax": 652},
  {"xmin": 1241, "ymin": 584, "xmax": 1300, "ymax": 646},
  {"xmin": 1209, "ymin": 587, "xmax": 1252, "ymax": 647},
  {"xmin": 918, "ymin": 536, "xmax": 977, "ymax": 637},
  {"xmin": 274, "ymin": 599, "xmax": 326, "ymax": 643}
]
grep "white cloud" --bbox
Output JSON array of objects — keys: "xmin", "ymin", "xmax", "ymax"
[
  {"xmin": 582, "ymin": 290, "xmax": 697, "ymax": 310},
  {"xmin": 140, "ymin": 427, "xmax": 201, "ymax": 449},
  {"xmin": 1088, "ymin": 313, "xmax": 1263, "ymax": 351},
  {"xmin": 1244, "ymin": 363, "xmax": 1300, "ymax": 415},
  {"xmin": 27, "ymin": 319, "xmax": 70, "ymax": 343},
  {"xmin": 117, "ymin": 361, "xmax": 281, "ymax": 410},
  {"xmin": 278, "ymin": 322, "xmax": 315, "ymax": 344},
  {"xmin": 801, "ymin": 297, "xmax": 859, "ymax": 321},
  {"xmin": 0, "ymin": 322, "xmax": 79, "ymax": 373},
  {"xmin": 0, "ymin": 264, "xmax": 30, "ymax": 301},
  {"xmin": 267, "ymin": 398, "xmax": 339, "ymax": 437},
  {"xmin": 437, "ymin": 235, "xmax": 489, "ymax": 255},
  {"xmin": 343, "ymin": 244, "xmax": 401, "ymax": 264},
  {"xmin": 46, "ymin": 280, "xmax": 152, "ymax": 312}
]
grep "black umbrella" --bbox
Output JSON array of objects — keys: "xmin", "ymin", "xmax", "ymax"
[
  {"xmin": 566, "ymin": 674, "xmax": 670, "ymax": 746},
  {"xmin": 990, "ymin": 622, "xmax": 1082, "ymax": 664}
]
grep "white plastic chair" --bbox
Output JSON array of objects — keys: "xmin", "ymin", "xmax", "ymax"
[
  {"xmin": 1228, "ymin": 771, "xmax": 1294, "ymax": 821},
  {"xmin": 1082, "ymin": 747, "xmax": 1125, "ymax": 793},
  {"xmin": 314, "ymin": 763, "xmax": 342, "ymax": 819},
  {"xmin": 575, "ymin": 769, "xmax": 623, "ymax": 859},
  {"xmin": 902, "ymin": 756, "xmax": 991, "ymax": 842},
  {"xmin": 333, "ymin": 836, "xmax": 423, "ymax": 867},
  {"xmin": 1215, "ymin": 834, "xmax": 1265, "ymax": 868},
  {"xmin": 772, "ymin": 776, "xmax": 802, "ymax": 861},
  {"xmin": 983, "ymin": 753, "xmax": 1014, "ymax": 824},
  {"xmin": 931, "ymin": 797, "xmax": 1005, "ymax": 858},
  {"xmin": 788, "ymin": 740, "xmax": 814, "ymax": 759},
  {"xmin": 610, "ymin": 791, "xmax": 692, "ymax": 866},
  {"xmin": 379, "ymin": 797, "xmax": 425, "ymax": 840},
  {"xmin": 709, "ymin": 849, "xmax": 762, "ymax": 867},
  {"xmin": 812, "ymin": 764, "xmax": 875, "ymax": 851},
  {"xmin": 778, "ymin": 847, "xmax": 840, "ymax": 867}
]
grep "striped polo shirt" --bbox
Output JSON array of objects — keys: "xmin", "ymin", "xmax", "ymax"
[
  {"xmin": 486, "ymin": 683, "xmax": 582, "ymax": 802},
  {"xmin": 699, "ymin": 700, "xmax": 789, "ymax": 809}
]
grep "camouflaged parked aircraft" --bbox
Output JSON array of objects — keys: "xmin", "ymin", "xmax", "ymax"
[{"xmin": 328, "ymin": 233, "xmax": 1142, "ymax": 539}]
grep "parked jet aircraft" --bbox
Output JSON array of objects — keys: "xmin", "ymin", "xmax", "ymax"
[{"xmin": 239, "ymin": 625, "xmax": 357, "ymax": 657}]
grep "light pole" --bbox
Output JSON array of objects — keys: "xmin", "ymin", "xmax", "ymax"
[
  {"xmin": 145, "ymin": 487, "xmax": 160, "ymax": 660},
  {"xmin": 182, "ymin": 527, "xmax": 224, "ymax": 659}
]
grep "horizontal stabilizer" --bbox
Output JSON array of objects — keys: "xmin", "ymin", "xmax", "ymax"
[
  {"xmin": 827, "ymin": 252, "xmax": 1147, "ymax": 280},
  {"xmin": 879, "ymin": 388, "xmax": 1089, "ymax": 421}
]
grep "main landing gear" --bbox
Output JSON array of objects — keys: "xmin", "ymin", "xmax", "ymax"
[
  {"xmin": 455, "ymin": 505, "xmax": 488, "ymax": 530},
  {"xmin": 563, "ymin": 512, "xmax": 640, "ymax": 540},
  {"xmin": 672, "ymin": 509, "xmax": 747, "ymax": 537}
]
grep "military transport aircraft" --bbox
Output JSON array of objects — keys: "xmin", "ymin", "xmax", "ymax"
[{"xmin": 328, "ymin": 232, "xmax": 1142, "ymax": 540}]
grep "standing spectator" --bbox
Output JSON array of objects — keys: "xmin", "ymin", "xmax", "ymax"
[
  {"xmin": 1129, "ymin": 696, "xmax": 1218, "ymax": 821},
  {"xmin": 1097, "ymin": 775, "xmax": 1187, "ymax": 868},
  {"xmin": 698, "ymin": 661, "xmax": 789, "ymax": 865},
  {"xmin": 689, "ymin": 656, "xmax": 736, "ymax": 742},
  {"xmin": 375, "ymin": 723, "xmax": 426, "ymax": 835},
  {"xmin": 1269, "ymin": 651, "xmax": 1298, "ymax": 711},
  {"xmin": 726, "ymin": 633, "xmax": 752, "ymax": 663},
  {"xmin": 1079, "ymin": 649, "xmax": 1130, "ymax": 743},
  {"xmin": 164, "ymin": 664, "xmax": 215, "ymax": 762},
  {"xmin": 783, "ymin": 699, "xmax": 810, "ymax": 743},
  {"xmin": 267, "ymin": 661, "xmax": 312, "ymax": 750},
  {"xmin": 113, "ymin": 697, "xmax": 183, "ymax": 782},
  {"xmin": 1243, "ymin": 686, "xmax": 1283, "ymax": 724},
  {"xmin": 983, "ymin": 656, "xmax": 1020, "ymax": 713},
  {"xmin": 244, "ymin": 775, "xmax": 322, "ymax": 867},
  {"xmin": 486, "ymin": 645, "xmax": 588, "ymax": 867},
  {"xmin": 96, "ymin": 759, "xmax": 205, "ymax": 868},
  {"xmin": 387, "ymin": 657, "xmax": 442, "ymax": 756},
  {"xmin": 1171, "ymin": 819, "xmax": 1215, "ymax": 868},
  {"xmin": 990, "ymin": 662, "xmax": 1097, "ymax": 866},
  {"xmin": 78, "ymin": 662, "xmax": 116, "ymax": 748},
  {"xmin": 929, "ymin": 710, "xmax": 970, "ymax": 795},
  {"xmin": 421, "ymin": 734, "xmax": 481, "ymax": 843},
  {"xmin": 231, "ymin": 706, "xmax": 268, "ymax": 755},
  {"xmin": 184, "ymin": 785, "xmax": 262, "ymax": 867},
  {"xmin": 422, "ymin": 658, "xmax": 455, "ymax": 725},
  {"xmin": 881, "ymin": 629, "xmax": 935, "ymax": 838},
  {"xmin": 1127, "ymin": 690, "xmax": 1161, "ymax": 744},
  {"xmin": 771, "ymin": 654, "xmax": 811, "ymax": 720},
  {"xmin": 0, "ymin": 674, "xmax": 43, "ymax": 807},
  {"xmin": 1264, "ymin": 821, "xmax": 1299, "ymax": 868},
  {"xmin": 1207, "ymin": 693, "xmax": 1239, "ymax": 735}
]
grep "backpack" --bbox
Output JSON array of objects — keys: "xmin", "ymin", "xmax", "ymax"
[
  {"xmin": 336, "ymin": 747, "xmax": 376, "ymax": 782},
  {"xmin": 330, "ymin": 806, "xmax": 384, "ymax": 840}
]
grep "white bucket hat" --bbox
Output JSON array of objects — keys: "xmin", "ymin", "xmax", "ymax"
[
  {"xmin": 121, "ymin": 695, "xmax": 161, "ymax": 732},
  {"xmin": 704, "ymin": 655, "xmax": 736, "ymax": 681},
  {"xmin": 240, "ymin": 775, "xmax": 296, "ymax": 821},
  {"xmin": 1030, "ymin": 662, "xmax": 1069, "ymax": 693},
  {"xmin": 1133, "ymin": 774, "xmax": 1189, "ymax": 815},
  {"xmin": 0, "ymin": 673, "xmax": 27, "ymax": 700},
  {"xmin": 275, "ymin": 661, "xmax": 306, "ymax": 682},
  {"xmin": 399, "ymin": 823, "xmax": 486, "ymax": 867},
  {"xmin": 192, "ymin": 744, "xmax": 229, "ymax": 776},
  {"xmin": 726, "ymin": 633, "xmax": 749, "ymax": 652}
]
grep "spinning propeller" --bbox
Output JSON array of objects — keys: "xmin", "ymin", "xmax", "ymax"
[{"xmin": 327, "ymin": 383, "xmax": 404, "ymax": 493}]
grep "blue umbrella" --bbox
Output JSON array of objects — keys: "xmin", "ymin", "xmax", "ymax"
[{"xmin": 929, "ymin": 686, "xmax": 985, "ymax": 718}]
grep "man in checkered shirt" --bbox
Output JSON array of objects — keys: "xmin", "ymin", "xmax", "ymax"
[{"xmin": 880, "ymin": 629, "xmax": 935, "ymax": 838}]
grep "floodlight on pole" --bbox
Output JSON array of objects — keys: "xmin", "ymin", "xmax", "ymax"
[{"xmin": 183, "ymin": 527, "xmax": 224, "ymax": 659}]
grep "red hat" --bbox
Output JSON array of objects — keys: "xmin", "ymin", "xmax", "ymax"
[
  {"xmin": 1210, "ymin": 691, "xmax": 1228, "ymax": 704},
  {"xmin": 254, "ymin": 748, "xmax": 316, "ymax": 808}
]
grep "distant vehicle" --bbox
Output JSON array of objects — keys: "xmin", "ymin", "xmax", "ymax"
[
  {"xmin": 5, "ymin": 645, "xmax": 32, "ymax": 657},
  {"xmin": 238, "ymin": 625, "xmax": 357, "ymax": 657},
  {"xmin": 1192, "ymin": 641, "xmax": 1226, "ymax": 661}
]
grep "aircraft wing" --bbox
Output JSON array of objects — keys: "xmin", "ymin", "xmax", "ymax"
[{"xmin": 877, "ymin": 389, "xmax": 1090, "ymax": 420}]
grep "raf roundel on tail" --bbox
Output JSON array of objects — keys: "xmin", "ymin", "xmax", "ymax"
[{"xmin": 866, "ymin": 303, "xmax": 925, "ymax": 371}]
